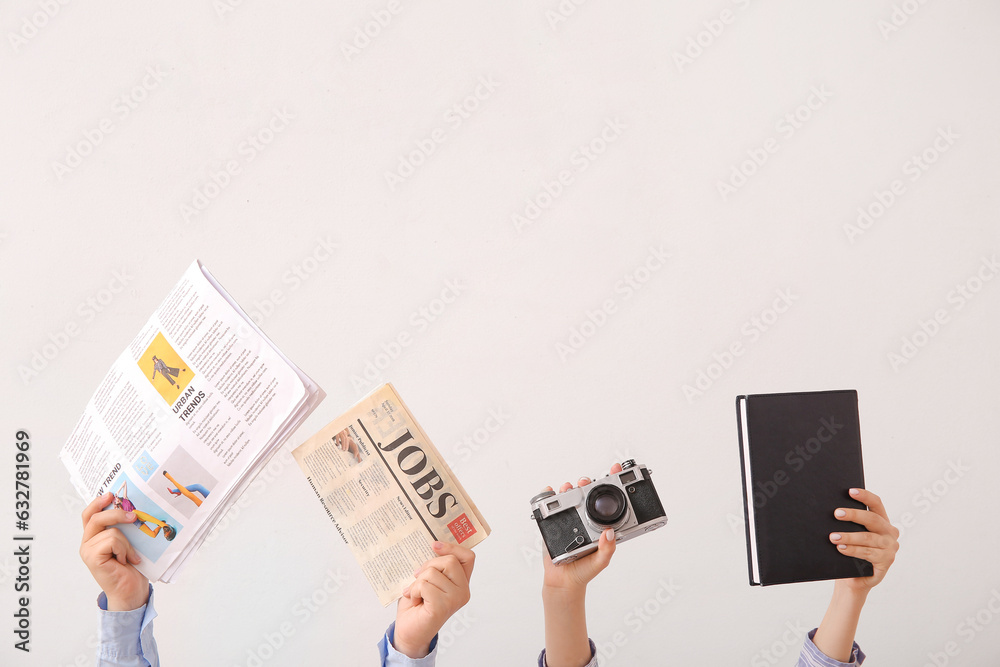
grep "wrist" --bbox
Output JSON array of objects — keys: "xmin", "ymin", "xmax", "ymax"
[
  {"xmin": 392, "ymin": 629, "xmax": 432, "ymax": 659},
  {"xmin": 832, "ymin": 580, "xmax": 870, "ymax": 606},
  {"xmin": 105, "ymin": 587, "xmax": 149, "ymax": 612},
  {"xmin": 543, "ymin": 584, "xmax": 586, "ymax": 608}
]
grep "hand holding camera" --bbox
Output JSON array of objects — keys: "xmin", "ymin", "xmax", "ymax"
[
  {"xmin": 534, "ymin": 460, "xmax": 667, "ymax": 667},
  {"xmin": 537, "ymin": 463, "xmax": 621, "ymax": 595}
]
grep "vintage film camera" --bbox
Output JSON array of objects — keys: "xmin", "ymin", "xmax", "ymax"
[{"xmin": 530, "ymin": 460, "xmax": 667, "ymax": 565}]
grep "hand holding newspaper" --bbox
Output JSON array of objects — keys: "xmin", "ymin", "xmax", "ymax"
[
  {"xmin": 293, "ymin": 383, "xmax": 490, "ymax": 606},
  {"xmin": 60, "ymin": 261, "xmax": 325, "ymax": 582}
]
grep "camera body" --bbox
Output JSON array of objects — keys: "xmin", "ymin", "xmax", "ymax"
[{"xmin": 530, "ymin": 460, "xmax": 667, "ymax": 565}]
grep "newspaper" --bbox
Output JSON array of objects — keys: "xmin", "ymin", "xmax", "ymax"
[
  {"xmin": 60, "ymin": 261, "xmax": 325, "ymax": 582},
  {"xmin": 292, "ymin": 383, "xmax": 490, "ymax": 606}
]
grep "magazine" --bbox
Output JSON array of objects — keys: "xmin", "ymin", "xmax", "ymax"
[
  {"xmin": 60, "ymin": 260, "xmax": 325, "ymax": 582},
  {"xmin": 292, "ymin": 383, "xmax": 490, "ymax": 606}
]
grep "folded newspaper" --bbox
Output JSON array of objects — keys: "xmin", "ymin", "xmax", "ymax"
[
  {"xmin": 60, "ymin": 261, "xmax": 325, "ymax": 583},
  {"xmin": 292, "ymin": 383, "xmax": 490, "ymax": 606}
]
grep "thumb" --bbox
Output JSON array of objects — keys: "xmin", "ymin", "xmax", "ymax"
[
  {"xmin": 126, "ymin": 545, "xmax": 143, "ymax": 566},
  {"xmin": 431, "ymin": 540, "xmax": 476, "ymax": 581},
  {"xmin": 592, "ymin": 528, "xmax": 616, "ymax": 570}
]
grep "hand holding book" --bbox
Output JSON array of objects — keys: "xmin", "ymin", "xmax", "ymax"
[
  {"xmin": 814, "ymin": 487, "xmax": 901, "ymax": 662},
  {"xmin": 830, "ymin": 487, "xmax": 900, "ymax": 592}
]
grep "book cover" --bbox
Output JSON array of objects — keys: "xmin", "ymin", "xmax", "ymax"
[{"xmin": 737, "ymin": 389, "xmax": 873, "ymax": 586}]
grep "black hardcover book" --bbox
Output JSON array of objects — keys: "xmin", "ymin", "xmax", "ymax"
[{"xmin": 736, "ymin": 389, "xmax": 874, "ymax": 586}]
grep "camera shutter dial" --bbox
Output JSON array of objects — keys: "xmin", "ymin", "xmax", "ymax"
[{"xmin": 529, "ymin": 489, "xmax": 556, "ymax": 505}]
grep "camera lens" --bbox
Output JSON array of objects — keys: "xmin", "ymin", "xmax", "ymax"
[{"xmin": 586, "ymin": 485, "xmax": 628, "ymax": 525}]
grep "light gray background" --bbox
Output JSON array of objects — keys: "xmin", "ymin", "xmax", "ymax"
[{"xmin": 2, "ymin": 1, "xmax": 999, "ymax": 665}]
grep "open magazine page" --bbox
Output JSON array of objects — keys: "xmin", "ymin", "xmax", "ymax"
[
  {"xmin": 60, "ymin": 261, "xmax": 313, "ymax": 581},
  {"xmin": 292, "ymin": 383, "xmax": 490, "ymax": 606}
]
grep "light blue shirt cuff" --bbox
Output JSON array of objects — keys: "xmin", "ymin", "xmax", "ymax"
[
  {"xmin": 538, "ymin": 639, "xmax": 599, "ymax": 667},
  {"xmin": 797, "ymin": 628, "xmax": 865, "ymax": 666},
  {"xmin": 96, "ymin": 584, "xmax": 159, "ymax": 667},
  {"xmin": 378, "ymin": 621, "xmax": 439, "ymax": 667}
]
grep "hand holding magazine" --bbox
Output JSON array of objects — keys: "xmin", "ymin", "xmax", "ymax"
[
  {"xmin": 293, "ymin": 383, "xmax": 490, "ymax": 606},
  {"xmin": 61, "ymin": 261, "xmax": 325, "ymax": 582}
]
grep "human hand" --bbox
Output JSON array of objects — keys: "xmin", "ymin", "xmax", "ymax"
[
  {"xmin": 393, "ymin": 541, "xmax": 475, "ymax": 658},
  {"xmin": 79, "ymin": 492, "xmax": 149, "ymax": 611},
  {"xmin": 829, "ymin": 488, "xmax": 899, "ymax": 595},
  {"xmin": 813, "ymin": 489, "xmax": 899, "ymax": 661},
  {"xmin": 540, "ymin": 463, "xmax": 621, "ymax": 597}
]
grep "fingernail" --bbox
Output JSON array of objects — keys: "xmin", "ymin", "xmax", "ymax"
[
  {"xmin": 849, "ymin": 488, "xmax": 860, "ymax": 496},
  {"xmin": 413, "ymin": 568, "xmax": 421, "ymax": 577},
  {"xmin": 402, "ymin": 586, "xmax": 410, "ymax": 596},
  {"xmin": 835, "ymin": 509, "xmax": 847, "ymax": 518},
  {"xmin": 125, "ymin": 512, "xmax": 136, "ymax": 521},
  {"xmin": 603, "ymin": 528, "xmax": 614, "ymax": 541},
  {"xmin": 838, "ymin": 544, "xmax": 848, "ymax": 550},
  {"xmin": 133, "ymin": 553, "xmax": 142, "ymax": 562},
  {"xmin": 432, "ymin": 541, "xmax": 444, "ymax": 550},
  {"xmin": 830, "ymin": 533, "xmax": 841, "ymax": 541}
]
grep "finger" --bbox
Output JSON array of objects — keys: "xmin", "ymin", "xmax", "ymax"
[
  {"xmin": 408, "ymin": 578, "xmax": 425, "ymax": 606},
  {"xmin": 829, "ymin": 531, "xmax": 891, "ymax": 549},
  {"xmin": 84, "ymin": 529, "xmax": 128, "ymax": 566},
  {"xmin": 834, "ymin": 507, "xmax": 892, "ymax": 535},
  {"xmin": 573, "ymin": 529, "xmax": 616, "ymax": 581},
  {"xmin": 559, "ymin": 482, "xmax": 573, "ymax": 493},
  {"xmin": 834, "ymin": 541, "xmax": 895, "ymax": 566},
  {"xmin": 423, "ymin": 555, "xmax": 468, "ymax": 589},
  {"xmin": 578, "ymin": 477, "xmax": 592, "ymax": 487},
  {"xmin": 108, "ymin": 530, "xmax": 132, "ymax": 566},
  {"xmin": 592, "ymin": 528, "xmax": 617, "ymax": 570},
  {"xmin": 83, "ymin": 508, "xmax": 137, "ymax": 543},
  {"xmin": 81, "ymin": 492, "xmax": 114, "ymax": 529},
  {"xmin": 849, "ymin": 488, "xmax": 889, "ymax": 522},
  {"xmin": 431, "ymin": 541, "xmax": 476, "ymax": 581},
  {"xmin": 415, "ymin": 567, "xmax": 453, "ymax": 600},
  {"xmin": 126, "ymin": 541, "xmax": 143, "ymax": 565},
  {"xmin": 610, "ymin": 463, "xmax": 623, "ymax": 474}
]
